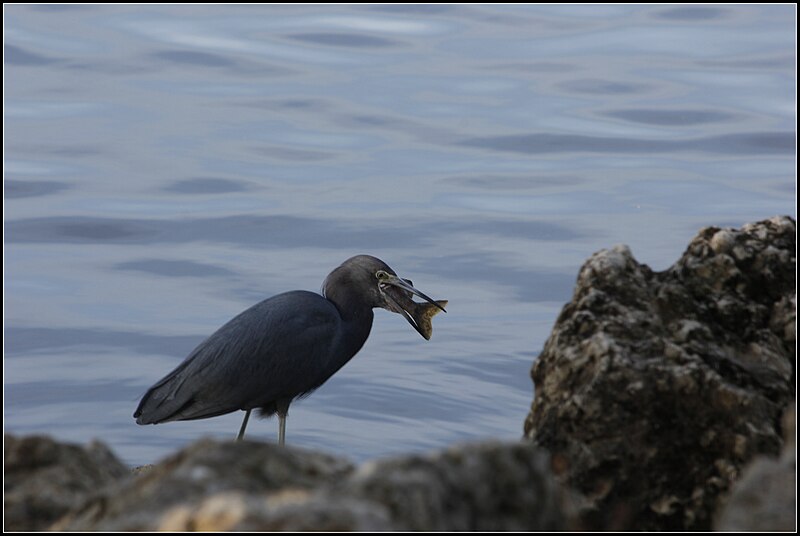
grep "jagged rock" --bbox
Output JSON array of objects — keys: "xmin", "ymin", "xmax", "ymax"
[
  {"xmin": 3, "ymin": 434, "xmax": 128, "ymax": 531},
  {"xmin": 54, "ymin": 438, "xmax": 354, "ymax": 531},
  {"xmin": 715, "ymin": 403, "xmax": 796, "ymax": 531},
  {"xmin": 52, "ymin": 438, "xmax": 566, "ymax": 531},
  {"xmin": 524, "ymin": 216, "xmax": 796, "ymax": 530}
]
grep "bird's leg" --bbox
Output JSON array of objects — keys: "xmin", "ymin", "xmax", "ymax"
[
  {"xmin": 236, "ymin": 409, "xmax": 251, "ymax": 441},
  {"xmin": 278, "ymin": 414, "xmax": 286, "ymax": 446},
  {"xmin": 276, "ymin": 399, "xmax": 290, "ymax": 446}
]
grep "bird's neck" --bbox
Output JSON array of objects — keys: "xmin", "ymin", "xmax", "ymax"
[
  {"xmin": 341, "ymin": 307, "xmax": 374, "ymax": 354},
  {"xmin": 324, "ymin": 292, "xmax": 374, "ymax": 360},
  {"xmin": 322, "ymin": 268, "xmax": 376, "ymax": 360}
]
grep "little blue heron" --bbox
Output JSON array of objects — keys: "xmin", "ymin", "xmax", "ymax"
[{"xmin": 134, "ymin": 255, "xmax": 445, "ymax": 445}]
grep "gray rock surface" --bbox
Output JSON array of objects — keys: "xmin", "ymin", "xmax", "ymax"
[
  {"xmin": 153, "ymin": 490, "xmax": 395, "ymax": 531},
  {"xmin": 53, "ymin": 437, "xmax": 354, "ymax": 531},
  {"xmin": 4, "ymin": 434, "xmax": 128, "ymax": 531},
  {"xmin": 339, "ymin": 441, "xmax": 567, "ymax": 531},
  {"xmin": 524, "ymin": 215, "xmax": 796, "ymax": 530},
  {"xmin": 50, "ymin": 438, "xmax": 565, "ymax": 531},
  {"xmin": 715, "ymin": 402, "xmax": 796, "ymax": 531}
]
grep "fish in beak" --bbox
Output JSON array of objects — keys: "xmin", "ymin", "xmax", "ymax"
[{"xmin": 377, "ymin": 271, "xmax": 447, "ymax": 340}]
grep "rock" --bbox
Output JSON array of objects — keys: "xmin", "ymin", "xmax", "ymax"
[
  {"xmin": 52, "ymin": 438, "xmax": 566, "ymax": 531},
  {"xmin": 54, "ymin": 438, "xmax": 354, "ymax": 531},
  {"xmin": 340, "ymin": 440, "xmax": 567, "ymax": 531},
  {"xmin": 524, "ymin": 216, "xmax": 796, "ymax": 530},
  {"xmin": 157, "ymin": 490, "xmax": 394, "ymax": 531},
  {"xmin": 4, "ymin": 434, "xmax": 128, "ymax": 531},
  {"xmin": 715, "ymin": 403, "xmax": 796, "ymax": 531}
]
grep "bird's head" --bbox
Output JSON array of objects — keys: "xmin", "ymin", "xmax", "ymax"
[{"xmin": 323, "ymin": 255, "xmax": 445, "ymax": 337}]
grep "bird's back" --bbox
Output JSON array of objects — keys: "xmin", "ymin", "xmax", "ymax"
[{"xmin": 134, "ymin": 290, "xmax": 342, "ymax": 424}]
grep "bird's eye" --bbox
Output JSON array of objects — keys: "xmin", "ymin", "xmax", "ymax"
[{"xmin": 376, "ymin": 270, "xmax": 388, "ymax": 280}]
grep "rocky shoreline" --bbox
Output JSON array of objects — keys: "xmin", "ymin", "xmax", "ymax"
[
  {"xmin": 5, "ymin": 216, "xmax": 795, "ymax": 531},
  {"xmin": 525, "ymin": 215, "xmax": 795, "ymax": 530}
]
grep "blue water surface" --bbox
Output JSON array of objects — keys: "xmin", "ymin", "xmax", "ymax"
[{"xmin": 4, "ymin": 4, "xmax": 796, "ymax": 466}]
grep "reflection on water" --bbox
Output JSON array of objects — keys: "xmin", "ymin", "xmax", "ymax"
[{"xmin": 5, "ymin": 4, "xmax": 795, "ymax": 466}]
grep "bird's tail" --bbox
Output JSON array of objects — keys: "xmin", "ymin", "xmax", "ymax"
[
  {"xmin": 134, "ymin": 361, "xmax": 194, "ymax": 424},
  {"xmin": 134, "ymin": 358, "xmax": 239, "ymax": 424}
]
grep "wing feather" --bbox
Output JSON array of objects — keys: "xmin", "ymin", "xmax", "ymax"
[{"xmin": 134, "ymin": 291, "xmax": 340, "ymax": 424}]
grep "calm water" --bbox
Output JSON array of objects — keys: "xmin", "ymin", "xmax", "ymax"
[{"xmin": 5, "ymin": 5, "xmax": 796, "ymax": 467}]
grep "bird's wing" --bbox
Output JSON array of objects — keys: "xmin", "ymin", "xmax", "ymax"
[{"xmin": 134, "ymin": 291, "xmax": 341, "ymax": 424}]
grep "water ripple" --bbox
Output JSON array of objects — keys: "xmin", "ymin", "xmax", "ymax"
[
  {"xmin": 6, "ymin": 180, "xmax": 70, "ymax": 199},
  {"xmin": 162, "ymin": 177, "xmax": 252, "ymax": 194},
  {"xmin": 114, "ymin": 259, "xmax": 236, "ymax": 278},
  {"xmin": 5, "ymin": 44, "xmax": 59, "ymax": 65},
  {"xmin": 286, "ymin": 33, "xmax": 402, "ymax": 48},
  {"xmin": 602, "ymin": 109, "xmax": 736, "ymax": 126},
  {"xmin": 460, "ymin": 131, "xmax": 795, "ymax": 155},
  {"xmin": 6, "ymin": 215, "xmax": 586, "ymax": 246}
]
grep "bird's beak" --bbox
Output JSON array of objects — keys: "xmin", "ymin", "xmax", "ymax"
[
  {"xmin": 383, "ymin": 275, "xmax": 445, "ymax": 311},
  {"xmin": 380, "ymin": 275, "xmax": 446, "ymax": 338}
]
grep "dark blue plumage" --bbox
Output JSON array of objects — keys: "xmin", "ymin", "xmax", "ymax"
[{"xmin": 134, "ymin": 255, "xmax": 444, "ymax": 444}]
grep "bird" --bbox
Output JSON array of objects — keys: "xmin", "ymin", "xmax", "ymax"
[{"xmin": 134, "ymin": 254, "xmax": 446, "ymax": 445}]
